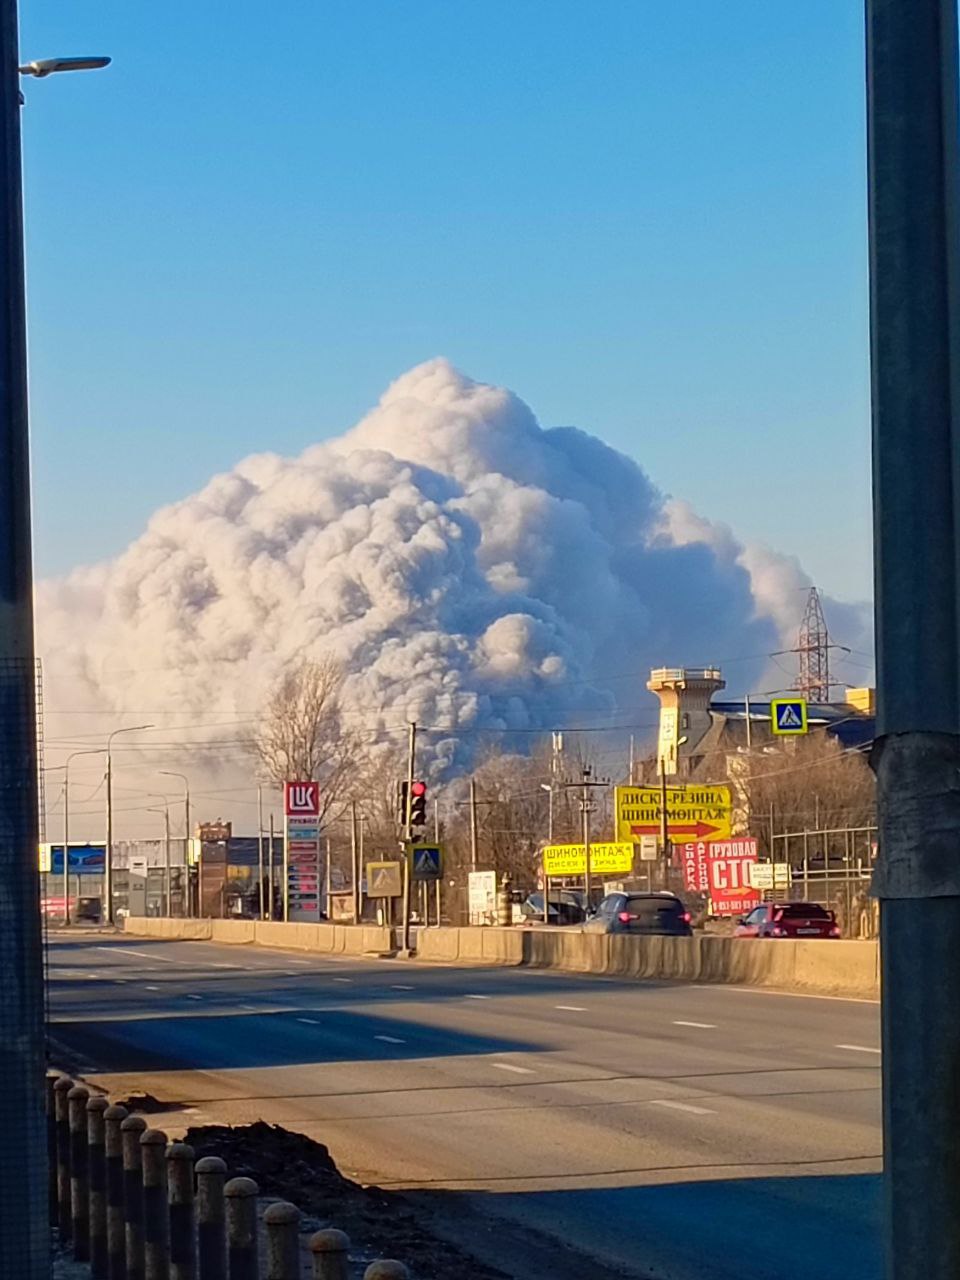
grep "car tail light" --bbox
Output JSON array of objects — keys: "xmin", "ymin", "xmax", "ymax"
[
  {"xmin": 680, "ymin": 911, "xmax": 692, "ymax": 924},
  {"xmin": 772, "ymin": 926, "xmax": 786, "ymax": 937},
  {"xmin": 617, "ymin": 911, "xmax": 632, "ymax": 923},
  {"xmin": 829, "ymin": 925, "xmax": 841, "ymax": 938}
]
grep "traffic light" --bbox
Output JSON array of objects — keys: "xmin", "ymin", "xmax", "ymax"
[
  {"xmin": 410, "ymin": 780, "xmax": 427, "ymax": 827},
  {"xmin": 397, "ymin": 780, "xmax": 409, "ymax": 826}
]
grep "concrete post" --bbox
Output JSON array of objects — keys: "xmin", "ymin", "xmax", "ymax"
[
  {"xmin": 54, "ymin": 1076, "xmax": 73, "ymax": 1240},
  {"xmin": 363, "ymin": 1263, "xmax": 410, "ymax": 1280},
  {"xmin": 68, "ymin": 1084, "xmax": 91, "ymax": 1260},
  {"xmin": 140, "ymin": 1128, "xmax": 169, "ymax": 1280},
  {"xmin": 263, "ymin": 1201, "xmax": 300, "ymax": 1279},
  {"xmin": 104, "ymin": 1104, "xmax": 128, "ymax": 1280},
  {"xmin": 167, "ymin": 1142, "xmax": 196, "ymax": 1280},
  {"xmin": 195, "ymin": 1156, "xmax": 226, "ymax": 1280},
  {"xmin": 309, "ymin": 1228, "xmax": 350, "ymax": 1280},
  {"xmin": 87, "ymin": 1094, "xmax": 110, "ymax": 1278},
  {"xmin": 224, "ymin": 1177, "xmax": 259, "ymax": 1280},
  {"xmin": 121, "ymin": 1115, "xmax": 147, "ymax": 1280},
  {"xmin": 46, "ymin": 1074, "xmax": 58, "ymax": 1226}
]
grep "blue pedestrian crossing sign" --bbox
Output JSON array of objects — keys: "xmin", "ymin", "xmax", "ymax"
[
  {"xmin": 770, "ymin": 698, "xmax": 808, "ymax": 736},
  {"xmin": 410, "ymin": 844, "xmax": 443, "ymax": 881}
]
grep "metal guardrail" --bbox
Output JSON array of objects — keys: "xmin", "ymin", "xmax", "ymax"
[{"xmin": 49, "ymin": 1074, "xmax": 410, "ymax": 1280}]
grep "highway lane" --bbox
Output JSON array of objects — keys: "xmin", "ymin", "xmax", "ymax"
[{"xmin": 48, "ymin": 936, "xmax": 882, "ymax": 1280}]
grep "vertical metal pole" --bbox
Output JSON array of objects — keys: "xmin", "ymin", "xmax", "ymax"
[
  {"xmin": 744, "ymin": 694, "xmax": 752, "ymax": 749},
  {"xmin": 0, "ymin": 18, "xmax": 44, "ymax": 1267},
  {"xmin": 257, "ymin": 787, "xmax": 264, "ymax": 920},
  {"xmin": 469, "ymin": 777, "xmax": 478, "ymax": 869},
  {"xmin": 401, "ymin": 721, "xmax": 416, "ymax": 952},
  {"xmin": 628, "ymin": 734, "xmax": 635, "ymax": 785},
  {"xmin": 659, "ymin": 758, "xmax": 670, "ymax": 889},
  {"xmin": 164, "ymin": 807, "xmax": 171, "ymax": 918},
  {"xmin": 267, "ymin": 813, "xmax": 274, "ymax": 920},
  {"xmin": 867, "ymin": 3, "xmax": 960, "ymax": 1278},
  {"xmin": 582, "ymin": 773, "xmax": 592, "ymax": 907},
  {"xmin": 63, "ymin": 767, "xmax": 70, "ymax": 925},
  {"xmin": 106, "ymin": 749, "xmax": 114, "ymax": 924},
  {"xmin": 279, "ymin": 812, "xmax": 288, "ymax": 922}
]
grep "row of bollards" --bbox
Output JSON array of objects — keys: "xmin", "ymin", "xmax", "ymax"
[{"xmin": 48, "ymin": 1074, "xmax": 411, "ymax": 1280}]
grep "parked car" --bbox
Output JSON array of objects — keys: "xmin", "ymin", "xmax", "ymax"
[
  {"xmin": 582, "ymin": 891, "xmax": 693, "ymax": 936},
  {"xmin": 734, "ymin": 901, "xmax": 841, "ymax": 939},
  {"xmin": 518, "ymin": 891, "xmax": 587, "ymax": 926}
]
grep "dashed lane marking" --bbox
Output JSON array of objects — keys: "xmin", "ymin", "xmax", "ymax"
[
  {"xmin": 555, "ymin": 1005, "xmax": 587, "ymax": 1012},
  {"xmin": 375, "ymin": 1035, "xmax": 406, "ymax": 1045},
  {"xmin": 837, "ymin": 1043, "xmax": 881, "ymax": 1055},
  {"xmin": 673, "ymin": 1020, "xmax": 717, "ymax": 1029},
  {"xmin": 491, "ymin": 1062, "xmax": 534, "ymax": 1075},
  {"xmin": 650, "ymin": 1099, "xmax": 715, "ymax": 1115},
  {"xmin": 297, "ymin": 1018, "xmax": 320, "ymax": 1025}
]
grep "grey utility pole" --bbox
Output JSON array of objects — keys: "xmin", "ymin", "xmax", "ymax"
[
  {"xmin": 105, "ymin": 723, "xmax": 152, "ymax": 923},
  {"xmin": 62, "ymin": 748, "xmax": 105, "ymax": 925},
  {"xmin": 867, "ymin": 3, "xmax": 960, "ymax": 1277},
  {"xmin": 257, "ymin": 785, "xmax": 265, "ymax": 920},
  {"xmin": 0, "ymin": 20, "xmax": 108, "ymax": 1273},
  {"xmin": 401, "ymin": 722, "xmax": 416, "ymax": 952},
  {"xmin": 469, "ymin": 777, "xmax": 479, "ymax": 869}
]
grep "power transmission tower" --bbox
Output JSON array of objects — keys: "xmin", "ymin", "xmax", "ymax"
[{"xmin": 797, "ymin": 587, "xmax": 831, "ymax": 702}]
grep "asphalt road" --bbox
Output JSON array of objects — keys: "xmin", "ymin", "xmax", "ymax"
[{"xmin": 48, "ymin": 935, "xmax": 882, "ymax": 1280}]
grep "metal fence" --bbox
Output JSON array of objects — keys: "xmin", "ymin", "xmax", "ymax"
[
  {"xmin": 771, "ymin": 825, "xmax": 878, "ymax": 938},
  {"xmin": 49, "ymin": 1074, "xmax": 410, "ymax": 1280}
]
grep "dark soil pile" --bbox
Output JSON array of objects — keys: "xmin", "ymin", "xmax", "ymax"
[{"xmin": 183, "ymin": 1121, "xmax": 506, "ymax": 1280}]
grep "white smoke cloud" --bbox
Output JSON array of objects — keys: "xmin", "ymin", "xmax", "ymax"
[{"xmin": 37, "ymin": 360, "xmax": 872, "ymax": 829}]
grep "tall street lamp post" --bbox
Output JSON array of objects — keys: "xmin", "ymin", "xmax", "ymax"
[
  {"xmin": 0, "ymin": 17, "xmax": 109, "ymax": 1272},
  {"xmin": 105, "ymin": 724, "xmax": 154, "ymax": 923}
]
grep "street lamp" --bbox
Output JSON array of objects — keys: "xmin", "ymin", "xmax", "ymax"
[
  {"xmin": 19, "ymin": 56, "xmax": 111, "ymax": 78},
  {"xmin": 0, "ymin": 22, "xmax": 110, "ymax": 1273},
  {"xmin": 105, "ymin": 724, "xmax": 154, "ymax": 924},
  {"xmin": 62, "ymin": 748, "xmax": 106, "ymax": 925},
  {"xmin": 160, "ymin": 771, "xmax": 191, "ymax": 915}
]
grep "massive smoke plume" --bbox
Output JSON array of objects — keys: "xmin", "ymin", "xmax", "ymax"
[{"xmin": 37, "ymin": 360, "xmax": 871, "ymax": 827}]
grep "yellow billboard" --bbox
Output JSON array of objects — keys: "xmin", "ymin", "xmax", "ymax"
[
  {"xmin": 542, "ymin": 842, "xmax": 635, "ymax": 877},
  {"xmin": 615, "ymin": 784, "xmax": 732, "ymax": 843}
]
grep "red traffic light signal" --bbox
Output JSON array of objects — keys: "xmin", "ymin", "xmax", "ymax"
[{"xmin": 410, "ymin": 780, "xmax": 427, "ymax": 827}]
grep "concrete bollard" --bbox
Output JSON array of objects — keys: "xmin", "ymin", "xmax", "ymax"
[
  {"xmin": 309, "ymin": 1228, "xmax": 351, "ymax": 1280},
  {"xmin": 195, "ymin": 1157, "xmax": 227, "ymax": 1280},
  {"xmin": 122, "ymin": 1115, "xmax": 148, "ymax": 1280},
  {"xmin": 47, "ymin": 1073, "xmax": 59, "ymax": 1225},
  {"xmin": 104, "ymin": 1104, "xmax": 129, "ymax": 1280},
  {"xmin": 167, "ymin": 1142, "xmax": 197, "ymax": 1280},
  {"xmin": 88, "ymin": 1094, "xmax": 110, "ymax": 1278},
  {"xmin": 363, "ymin": 1264, "xmax": 410, "ymax": 1280},
  {"xmin": 68, "ymin": 1084, "xmax": 91, "ymax": 1260},
  {"xmin": 264, "ymin": 1201, "xmax": 300, "ymax": 1280},
  {"xmin": 54, "ymin": 1075, "xmax": 73, "ymax": 1240},
  {"xmin": 224, "ymin": 1178, "xmax": 259, "ymax": 1280},
  {"xmin": 141, "ymin": 1128, "xmax": 170, "ymax": 1280}
]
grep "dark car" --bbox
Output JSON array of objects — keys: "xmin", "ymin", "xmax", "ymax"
[
  {"xmin": 582, "ymin": 892, "xmax": 693, "ymax": 936},
  {"xmin": 734, "ymin": 901, "xmax": 841, "ymax": 939},
  {"xmin": 519, "ymin": 891, "xmax": 587, "ymax": 926}
]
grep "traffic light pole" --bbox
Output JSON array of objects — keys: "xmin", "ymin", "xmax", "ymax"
[
  {"xmin": 867, "ymin": 3, "xmax": 960, "ymax": 1277},
  {"xmin": 400, "ymin": 721, "xmax": 416, "ymax": 952}
]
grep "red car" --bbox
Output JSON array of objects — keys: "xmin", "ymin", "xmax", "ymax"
[{"xmin": 735, "ymin": 901, "xmax": 841, "ymax": 939}]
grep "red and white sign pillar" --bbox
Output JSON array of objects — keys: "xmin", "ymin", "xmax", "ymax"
[{"xmin": 283, "ymin": 781, "xmax": 322, "ymax": 922}]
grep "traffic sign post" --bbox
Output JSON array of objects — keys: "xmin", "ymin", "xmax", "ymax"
[{"xmin": 770, "ymin": 698, "xmax": 808, "ymax": 736}]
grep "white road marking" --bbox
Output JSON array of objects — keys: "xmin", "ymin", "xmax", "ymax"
[
  {"xmin": 212, "ymin": 962, "xmax": 238, "ymax": 969},
  {"xmin": 392, "ymin": 985, "xmax": 415, "ymax": 991},
  {"xmin": 375, "ymin": 1035, "xmax": 406, "ymax": 1044},
  {"xmin": 673, "ymin": 1020, "xmax": 717, "ymax": 1029},
  {"xmin": 240, "ymin": 1004, "xmax": 259, "ymax": 1010},
  {"xmin": 650, "ymin": 1099, "xmax": 715, "ymax": 1115},
  {"xmin": 465, "ymin": 994, "xmax": 490, "ymax": 1000},
  {"xmin": 692, "ymin": 984, "xmax": 877, "ymax": 1006},
  {"xmin": 186, "ymin": 995, "xmax": 204, "ymax": 1001},
  {"xmin": 837, "ymin": 1043, "xmax": 881, "ymax": 1055},
  {"xmin": 555, "ymin": 1005, "xmax": 588, "ymax": 1012},
  {"xmin": 101, "ymin": 948, "xmax": 181, "ymax": 964},
  {"xmin": 332, "ymin": 977, "xmax": 352, "ymax": 984},
  {"xmin": 297, "ymin": 1018, "xmax": 320, "ymax": 1025},
  {"xmin": 491, "ymin": 1062, "xmax": 534, "ymax": 1075},
  {"xmin": 144, "ymin": 985, "xmax": 160, "ymax": 992}
]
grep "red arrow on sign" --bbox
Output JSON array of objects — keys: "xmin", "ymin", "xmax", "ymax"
[{"xmin": 630, "ymin": 821, "xmax": 723, "ymax": 839}]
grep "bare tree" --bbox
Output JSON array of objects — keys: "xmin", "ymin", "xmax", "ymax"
[{"xmin": 252, "ymin": 658, "xmax": 363, "ymax": 826}]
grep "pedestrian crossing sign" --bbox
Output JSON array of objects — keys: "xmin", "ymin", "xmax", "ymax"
[
  {"xmin": 410, "ymin": 844, "xmax": 443, "ymax": 881},
  {"xmin": 770, "ymin": 698, "xmax": 808, "ymax": 736}
]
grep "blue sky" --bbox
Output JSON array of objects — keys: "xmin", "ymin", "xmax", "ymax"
[{"xmin": 21, "ymin": 1, "xmax": 870, "ymax": 606}]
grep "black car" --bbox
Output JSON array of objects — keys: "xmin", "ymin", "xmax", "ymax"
[
  {"xmin": 582, "ymin": 891, "xmax": 692, "ymax": 936},
  {"xmin": 519, "ymin": 891, "xmax": 587, "ymax": 926}
]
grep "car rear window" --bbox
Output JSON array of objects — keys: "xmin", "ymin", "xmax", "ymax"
[
  {"xmin": 625, "ymin": 896, "xmax": 684, "ymax": 915},
  {"xmin": 778, "ymin": 903, "xmax": 830, "ymax": 919}
]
